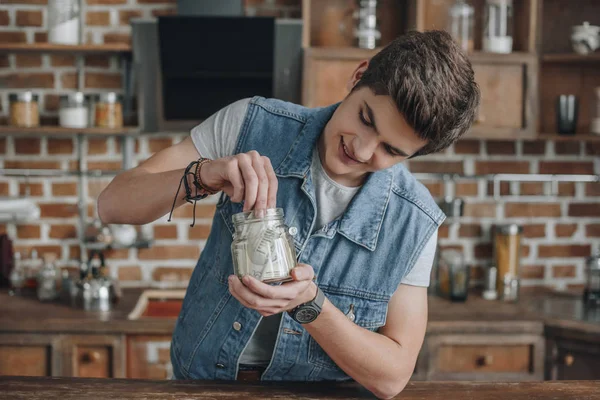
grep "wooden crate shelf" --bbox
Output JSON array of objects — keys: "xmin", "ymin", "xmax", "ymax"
[
  {"xmin": 542, "ymin": 53, "xmax": 600, "ymax": 64},
  {"xmin": 0, "ymin": 43, "xmax": 131, "ymax": 54},
  {"xmin": 0, "ymin": 125, "xmax": 140, "ymax": 136}
]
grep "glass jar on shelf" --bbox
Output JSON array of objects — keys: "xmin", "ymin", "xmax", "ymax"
[
  {"xmin": 59, "ymin": 92, "xmax": 91, "ymax": 129},
  {"xmin": 483, "ymin": 0, "xmax": 513, "ymax": 53},
  {"xmin": 48, "ymin": 0, "xmax": 80, "ymax": 45},
  {"xmin": 9, "ymin": 92, "xmax": 40, "ymax": 128},
  {"xmin": 93, "ymin": 92, "xmax": 124, "ymax": 129},
  {"xmin": 448, "ymin": 0, "xmax": 475, "ymax": 53}
]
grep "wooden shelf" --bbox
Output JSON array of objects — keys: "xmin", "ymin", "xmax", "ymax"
[
  {"xmin": 0, "ymin": 43, "xmax": 131, "ymax": 54},
  {"xmin": 542, "ymin": 53, "xmax": 600, "ymax": 64},
  {"xmin": 538, "ymin": 133, "xmax": 600, "ymax": 142},
  {"xmin": 0, "ymin": 126, "xmax": 140, "ymax": 136}
]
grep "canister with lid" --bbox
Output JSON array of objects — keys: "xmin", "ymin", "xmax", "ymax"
[
  {"xmin": 59, "ymin": 92, "xmax": 91, "ymax": 128},
  {"xmin": 9, "ymin": 92, "xmax": 40, "ymax": 127},
  {"xmin": 493, "ymin": 223, "xmax": 523, "ymax": 300},
  {"xmin": 94, "ymin": 92, "xmax": 123, "ymax": 128}
]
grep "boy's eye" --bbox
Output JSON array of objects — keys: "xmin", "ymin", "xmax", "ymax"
[
  {"xmin": 359, "ymin": 110, "xmax": 373, "ymax": 127},
  {"xmin": 383, "ymin": 144, "xmax": 400, "ymax": 157}
]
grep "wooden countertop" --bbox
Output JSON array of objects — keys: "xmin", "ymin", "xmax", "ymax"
[
  {"xmin": 1, "ymin": 288, "xmax": 599, "ymax": 337},
  {"xmin": 1, "ymin": 376, "xmax": 599, "ymax": 399}
]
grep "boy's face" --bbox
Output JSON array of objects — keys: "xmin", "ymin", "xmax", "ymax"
[{"xmin": 318, "ymin": 62, "xmax": 428, "ymax": 187}]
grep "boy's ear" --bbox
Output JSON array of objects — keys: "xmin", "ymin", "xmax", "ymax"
[{"xmin": 347, "ymin": 60, "xmax": 369, "ymax": 92}]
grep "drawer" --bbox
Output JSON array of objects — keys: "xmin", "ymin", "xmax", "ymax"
[{"xmin": 438, "ymin": 344, "xmax": 532, "ymax": 373}]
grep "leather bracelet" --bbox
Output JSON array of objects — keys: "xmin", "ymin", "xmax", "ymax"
[{"xmin": 194, "ymin": 158, "xmax": 220, "ymax": 195}]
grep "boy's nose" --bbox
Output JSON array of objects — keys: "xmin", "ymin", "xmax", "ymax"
[{"xmin": 352, "ymin": 136, "xmax": 378, "ymax": 163}]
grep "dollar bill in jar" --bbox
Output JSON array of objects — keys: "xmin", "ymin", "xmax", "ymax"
[{"xmin": 231, "ymin": 208, "xmax": 297, "ymax": 283}]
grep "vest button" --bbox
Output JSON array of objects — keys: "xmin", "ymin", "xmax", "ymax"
[
  {"xmin": 288, "ymin": 226, "xmax": 298, "ymax": 236},
  {"xmin": 233, "ymin": 321, "xmax": 242, "ymax": 331},
  {"xmin": 216, "ymin": 363, "xmax": 226, "ymax": 369}
]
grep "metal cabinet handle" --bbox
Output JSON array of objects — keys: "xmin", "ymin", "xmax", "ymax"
[
  {"xmin": 477, "ymin": 354, "xmax": 494, "ymax": 366},
  {"xmin": 81, "ymin": 351, "xmax": 101, "ymax": 363},
  {"xmin": 564, "ymin": 354, "xmax": 575, "ymax": 367}
]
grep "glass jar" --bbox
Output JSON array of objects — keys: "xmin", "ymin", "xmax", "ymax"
[
  {"xmin": 48, "ymin": 0, "xmax": 80, "ymax": 45},
  {"xmin": 437, "ymin": 249, "xmax": 470, "ymax": 302},
  {"xmin": 37, "ymin": 253, "xmax": 61, "ymax": 302},
  {"xmin": 231, "ymin": 208, "xmax": 297, "ymax": 283},
  {"xmin": 448, "ymin": 0, "xmax": 475, "ymax": 53},
  {"xmin": 584, "ymin": 254, "xmax": 600, "ymax": 307},
  {"xmin": 9, "ymin": 92, "xmax": 40, "ymax": 127},
  {"xmin": 493, "ymin": 224, "xmax": 522, "ymax": 299},
  {"xmin": 94, "ymin": 92, "xmax": 123, "ymax": 129},
  {"xmin": 59, "ymin": 92, "xmax": 90, "ymax": 128},
  {"xmin": 9, "ymin": 252, "xmax": 26, "ymax": 296},
  {"xmin": 354, "ymin": 0, "xmax": 381, "ymax": 50},
  {"xmin": 483, "ymin": 0, "xmax": 513, "ymax": 53}
]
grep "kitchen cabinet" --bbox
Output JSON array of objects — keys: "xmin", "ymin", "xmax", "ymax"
[
  {"xmin": 126, "ymin": 335, "xmax": 173, "ymax": 379},
  {"xmin": 546, "ymin": 328, "xmax": 600, "ymax": 380},
  {"xmin": 0, "ymin": 334, "xmax": 60, "ymax": 377}
]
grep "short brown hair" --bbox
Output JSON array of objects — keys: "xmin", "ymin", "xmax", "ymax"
[{"xmin": 353, "ymin": 30, "xmax": 480, "ymax": 157}]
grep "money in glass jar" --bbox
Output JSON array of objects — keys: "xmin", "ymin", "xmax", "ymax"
[{"xmin": 231, "ymin": 208, "xmax": 297, "ymax": 283}]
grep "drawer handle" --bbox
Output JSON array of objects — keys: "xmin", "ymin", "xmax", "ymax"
[
  {"xmin": 81, "ymin": 351, "xmax": 101, "ymax": 363},
  {"xmin": 564, "ymin": 354, "xmax": 575, "ymax": 367},
  {"xmin": 477, "ymin": 354, "xmax": 494, "ymax": 367}
]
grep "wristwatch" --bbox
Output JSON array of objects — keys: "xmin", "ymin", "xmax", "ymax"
[{"xmin": 288, "ymin": 286, "xmax": 325, "ymax": 324}]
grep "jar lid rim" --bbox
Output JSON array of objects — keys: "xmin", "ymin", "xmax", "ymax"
[{"xmin": 232, "ymin": 208, "xmax": 284, "ymax": 224}]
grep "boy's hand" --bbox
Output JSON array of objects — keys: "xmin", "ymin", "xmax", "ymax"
[
  {"xmin": 201, "ymin": 151, "xmax": 278, "ymax": 215},
  {"xmin": 228, "ymin": 264, "xmax": 318, "ymax": 317}
]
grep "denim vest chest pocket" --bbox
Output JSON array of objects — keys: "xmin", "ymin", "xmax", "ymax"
[{"xmin": 308, "ymin": 291, "xmax": 388, "ymax": 371}]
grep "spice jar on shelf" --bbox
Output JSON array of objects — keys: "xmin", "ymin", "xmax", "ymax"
[
  {"xmin": 93, "ymin": 92, "xmax": 123, "ymax": 129},
  {"xmin": 483, "ymin": 0, "xmax": 513, "ymax": 53},
  {"xmin": 493, "ymin": 224, "xmax": 523, "ymax": 301},
  {"xmin": 9, "ymin": 92, "xmax": 40, "ymax": 128},
  {"xmin": 59, "ymin": 92, "xmax": 91, "ymax": 129},
  {"xmin": 448, "ymin": 0, "xmax": 475, "ymax": 53}
]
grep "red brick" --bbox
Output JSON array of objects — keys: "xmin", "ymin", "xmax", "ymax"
[
  {"xmin": 521, "ymin": 265, "xmax": 545, "ymax": 279},
  {"xmin": 14, "ymin": 138, "xmax": 41, "ymax": 154},
  {"xmin": 0, "ymin": 183, "xmax": 8, "ymax": 196},
  {"xmin": 69, "ymin": 245, "xmax": 81, "ymax": 260},
  {"xmin": 587, "ymin": 224, "xmax": 600, "ymax": 237},
  {"xmin": 0, "ymin": 10, "xmax": 10, "ymax": 25},
  {"xmin": 463, "ymin": 202, "xmax": 496, "ymax": 218},
  {"xmin": 149, "ymin": 138, "xmax": 173, "ymax": 153},
  {"xmin": 152, "ymin": 8, "xmax": 177, "ymax": 17},
  {"xmin": 423, "ymin": 182, "xmax": 443, "ymax": 197},
  {"xmin": 505, "ymin": 203, "xmax": 561, "ymax": 218},
  {"xmin": 153, "ymin": 225, "xmax": 178, "ymax": 239},
  {"xmin": 87, "ymin": 161, "xmax": 122, "ymax": 170},
  {"xmin": 188, "ymin": 225, "xmax": 211, "ymax": 240},
  {"xmin": 85, "ymin": 72, "xmax": 122, "ymax": 89},
  {"xmin": 6, "ymin": 73, "xmax": 54, "ymax": 88},
  {"xmin": 16, "ymin": 10, "xmax": 43, "ymax": 26},
  {"xmin": 1, "ymin": 0, "xmax": 48, "ymax": 3},
  {"xmin": 458, "ymin": 224, "xmax": 482, "ymax": 238},
  {"xmin": 47, "ymin": 138, "xmax": 74, "ymax": 154},
  {"xmin": 456, "ymin": 182, "xmax": 478, "ymax": 196},
  {"xmin": 49, "ymin": 224, "xmax": 77, "ymax": 239},
  {"xmin": 85, "ymin": 55, "xmax": 110, "ymax": 68},
  {"xmin": 523, "ymin": 224, "xmax": 546, "ymax": 238},
  {"xmin": 538, "ymin": 245, "xmax": 591, "ymax": 258},
  {"xmin": 105, "ymin": 248, "xmax": 129, "ymax": 259},
  {"xmin": 39, "ymin": 203, "xmax": 79, "ymax": 218},
  {"xmin": 51, "ymin": 54, "xmax": 76, "ymax": 67},
  {"xmin": 87, "ymin": 0, "xmax": 126, "ymax": 3},
  {"xmin": 586, "ymin": 183, "xmax": 600, "ymax": 197},
  {"xmin": 409, "ymin": 161, "xmax": 463, "ymax": 174},
  {"xmin": 103, "ymin": 33, "xmax": 131, "ymax": 45},
  {"xmin": 474, "ymin": 243, "xmax": 493, "ymax": 258},
  {"xmin": 16, "ymin": 225, "xmax": 40, "ymax": 239},
  {"xmin": 44, "ymin": 94, "xmax": 60, "ymax": 112},
  {"xmin": 152, "ymin": 267, "xmax": 194, "ymax": 282},
  {"xmin": 486, "ymin": 141, "xmax": 515, "ymax": 155},
  {"xmin": 88, "ymin": 139, "xmax": 109, "ymax": 155},
  {"xmin": 558, "ymin": 182, "xmax": 576, "ymax": 197},
  {"xmin": 475, "ymin": 161, "xmax": 529, "ymax": 174},
  {"xmin": 556, "ymin": 223, "xmax": 577, "ymax": 238},
  {"xmin": 52, "ymin": 182, "xmax": 77, "ymax": 196},
  {"xmin": 568, "ymin": 203, "xmax": 600, "ymax": 217},
  {"xmin": 586, "ymin": 142, "xmax": 600, "ymax": 156},
  {"xmin": 438, "ymin": 224, "xmax": 449, "ymax": 239},
  {"xmin": 520, "ymin": 182, "xmax": 544, "ymax": 196},
  {"xmin": 555, "ymin": 142, "xmax": 580, "ymax": 155},
  {"xmin": 170, "ymin": 204, "xmax": 216, "ymax": 219},
  {"xmin": 120, "ymin": 9, "xmax": 143, "ymax": 25},
  {"xmin": 552, "ymin": 265, "xmax": 576, "ymax": 278},
  {"xmin": 539, "ymin": 162, "xmax": 594, "ymax": 175},
  {"xmin": 19, "ymin": 182, "xmax": 43, "ymax": 196},
  {"xmin": 86, "ymin": 11, "xmax": 110, "ymax": 26},
  {"xmin": 15, "ymin": 54, "xmax": 42, "ymax": 68},
  {"xmin": 34, "ymin": 32, "xmax": 47, "ymax": 42},
  {"xmin": 486, "ymin": 181, "xmax": 511, "ymax": 196},
  {"xmin": 61, "ymin": 72, "xmax": 78, "ymax": 89},
  {"xmin": 522, "ymin": 140, "xmax": 546, "ymax": 155},
  {"xmin": 0, "ymin": 31, "xmax": 27, "ymax": 43},
  {"xmin": 139, "ymin": 245, "xmax": 200, "ymax": 260},
  {"xmin": 118, "ymin": 266, "xmax": 142, "ymax": 281}
]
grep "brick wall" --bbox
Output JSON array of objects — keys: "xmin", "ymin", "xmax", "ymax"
[{"xmin": 0, "ymin": 0, "xmax": 598, "ymax": 291}]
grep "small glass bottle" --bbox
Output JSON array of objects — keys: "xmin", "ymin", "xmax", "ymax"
[
  {"xmin": 493, "ymin": 224, "xmax": 523, "ymax": 299},
  {"xmin": 9, "ymin": 92, "xmax": 40, "ymax": 128},
  {"xmin": 584, "ymin": 254, "xmax": 600, "ymax": 307},
  {"xmin": 48, "ymin": 0, "xmax": 80, "ymax": 45},
  {"xmin": 448, "ymin": 0, "xmax": 475, "ymax": 53},
  {"xmin": 483, "ymin": 0, "xmax": 513, "ymax": 53},
  {"xmin": 231, "ymin": 208, "xmax": 297, "ymax": 283},
  {"xmin": 94, "ymin": 92, "xmax": 124, "ymax": 129},
  {"xmin": 9, "ymin": 252, "xmax": 26, "ymax": 296},
  {"xmin": 37, "ymin": 253, "xmax": 61, "ymax": 302},
  {"xmin": 24, "ymin": 249, "xmax": 41, "ymax": 291},
  {"xmin": 354, "ymin": 0, "xmax": 381, "ymax": 50},
  {"xmin": 59, "ymin": 92, "xmax": 90, "ymax": 128}
]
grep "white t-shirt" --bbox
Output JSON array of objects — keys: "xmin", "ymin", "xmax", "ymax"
[{"xmin": 190, "ymin": 99, "xmax": 438, "ymax": 366}]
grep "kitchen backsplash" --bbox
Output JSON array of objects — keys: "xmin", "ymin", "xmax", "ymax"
[{"xmin": 0, "ymin": 0, "xmax": 598, "ymax": 291}]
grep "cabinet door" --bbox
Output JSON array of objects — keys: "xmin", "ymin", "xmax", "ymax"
[
  {"xmin": 0, "ymin": 334, "xmax": 61, "ymax": 377},
  {"xmin": 548, "ymin": 338, "xmax": 600, "ymax": 380},
  {"xmin": 62, "ymin": 335, "xmax": 125, "ymax": 378},
  {"xmin": 126, "ymin": 335, "xmax": 173, "ymax": 379},
  {"xmin": 426, "ymin": 334, "xmax": 545, "ymax": 381}
]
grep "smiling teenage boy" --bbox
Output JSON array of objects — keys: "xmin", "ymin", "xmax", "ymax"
[{"xmin": 98, "ymin": 30, "xmax": 480, "ymax": 398}]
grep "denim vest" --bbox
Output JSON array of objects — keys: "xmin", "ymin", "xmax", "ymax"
[{"xmin": 170, "ymin": 97, "xmax": 445, "ymax": 382}]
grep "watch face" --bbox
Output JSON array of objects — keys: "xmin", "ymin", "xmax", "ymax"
[{"xmin": 295, "ymin": 307, "xmax": 318, "ymax": 323}]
